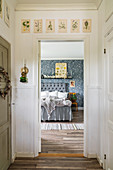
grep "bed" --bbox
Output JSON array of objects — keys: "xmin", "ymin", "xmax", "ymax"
[{"xmin": 41, "ymin": 83, "xmax": 72, "ymax": 121}]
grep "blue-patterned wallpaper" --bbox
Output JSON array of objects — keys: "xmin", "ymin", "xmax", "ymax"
[{"xmin": 41, "ymin": 60, "xmax": 84, "ymax": 107}]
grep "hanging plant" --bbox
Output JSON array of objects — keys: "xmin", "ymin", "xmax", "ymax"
[{"xmin": 0, "ymin": 67, "xmax": 11, "ymax": 99}]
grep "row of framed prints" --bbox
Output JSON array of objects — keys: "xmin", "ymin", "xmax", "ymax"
[{"xmin": 21, "ymin": 19, "xmax": 92, "ymax": 33}]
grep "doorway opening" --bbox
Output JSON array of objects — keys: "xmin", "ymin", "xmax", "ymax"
[{"xmin": 40, "ymin": 40, "xmax": 84, "ymax": 155}]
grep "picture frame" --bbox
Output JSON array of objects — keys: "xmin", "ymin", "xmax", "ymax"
[
  {"xmin": 58, "ymin": 19, "xmax": 67, "ymax": 33},
  {"xmin": 71, "ymin": 19, "xmax": 80, "ymax": 33},
  {"xmin": 55, "ymin": 63, "xmax": 67, "ymax": 78},
  {"xmin": 0, "ymin": 0, "xmax": 2, "ymax": 18},
  {"xmin": 46, "ymin": 19, "xmax": 55, "ymax": 33},
  {"xmin": 21, "ymin": 19, "xmax": 30, "ymax": 33},
  {"xmin": 4, "ymin": 1, "xmax": 10, "ymax": 27},
  {"xmin": 82, "ymin": 19, "xmax": 92, "ymax": 33},
  {"xmin": 70, "ymin": 80, "xmax": 75, "ymax": 87},
  {"xmin": 34, "ymin": 19, "xmax": 42, "ymax": 33}
]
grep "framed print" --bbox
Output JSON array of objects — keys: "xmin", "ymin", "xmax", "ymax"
[
  {"xmin": 46, "ymin": 19, "xmax": 55, "ymax": 33},
  {"xmin": 71, "ymin": 19, "xmax": 80, "ymax": 33},
  {"xmin": 34, "ymin": 19, "xmax": 42, "ymax": 33},
  {"xmin": 4, "ymin": 1, "xmax": 10, "ymax": 27},
  {"xmin": 82, "ymin": 19, "xmax": 92, "ymax": 33},
  {"xmin": 70, "ymin": 80, "xmax": 75, "ymax": 87},
  {"xmin": 21, "ymin": 19, "xmax": 30, "ymax": 33},
  {"xmin": 55, "ymin": 63, "xmax": 67, "ymax": 78},
  {"xmin": 58, "ymin": 19, "xmax": 67, "ymax": 33},
  {"xmin": 0, "ymin": 0, "xmax": 2, "ymax": 18}
]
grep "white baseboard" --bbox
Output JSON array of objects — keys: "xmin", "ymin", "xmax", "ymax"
[
  {"xmin": 16, "ymin": 152, "xmax": 35, "ymax": 157},
  {"xmin": 11, "ymin": 153, "xmax": 16, "ymax": 163},
  {"xmin": 78, "ymin": 107, "xmax": 84, "ymax": 110},
  {"xmin": 97, "ymin": 156, "xmax": 103, "ymax": 168},
  {"xmin": 87, "ymin": 154, "xmax": 97, "ymax": 158}
]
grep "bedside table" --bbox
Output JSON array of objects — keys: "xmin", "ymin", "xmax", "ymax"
[{"xmin": 69, "ymin": 92, "xmax": 78, "ymax": 112}]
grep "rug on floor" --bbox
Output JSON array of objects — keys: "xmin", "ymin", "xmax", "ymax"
[{"xmin": 41, "ymin": 123, "xmax": 84, "ymax": 130}]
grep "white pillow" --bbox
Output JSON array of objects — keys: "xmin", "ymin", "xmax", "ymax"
[
  {"xmin": 58, "ymin": 92, "xmax": 68, "ymax": 99},
  {"xmin": 41, "ymin": 91, "xmax": 49, "ymax": 98},
  {"xmin": 49, "ymin": 91, "xmax": 58, "ymax": 97}
]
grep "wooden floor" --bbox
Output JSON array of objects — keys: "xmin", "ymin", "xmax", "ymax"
[
  {"xmin": 8, "ymin": 111, "xmax": 103, "ymax": 170},
  {"xmin": 72, "ymin": 109, "xmax": 84, "ymax": 123},
  {"xmin": 9, "ymin": 157, "xmax": 103, "ymax": 169},
  {"xmin": 41, "ymin": 130, "xmax": 84, "ymax": 153}
]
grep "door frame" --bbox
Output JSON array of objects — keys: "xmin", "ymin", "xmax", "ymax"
[{"xmin": 33, "ymin": 34, "xmax": 90, "ymax": 157}]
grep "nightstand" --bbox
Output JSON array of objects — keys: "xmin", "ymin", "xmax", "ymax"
[{"xmin": 69, "ymin": 92, "xmax": 78, "ymax": 112}]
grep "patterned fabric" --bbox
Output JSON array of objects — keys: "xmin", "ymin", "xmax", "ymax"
[{"xmin": 41, "ymin": 60, "xmax": 84, "ymax": 107}]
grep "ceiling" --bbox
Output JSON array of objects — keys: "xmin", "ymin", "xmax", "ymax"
[{"xmin": 15, "ymin": 0, "xmax": 103, "ymax": 11}]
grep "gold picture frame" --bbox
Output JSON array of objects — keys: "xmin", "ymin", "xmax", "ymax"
[
  {"xmin": 58, "ymin": 19, "xmax": 67, "ymax": 33},
  {"xmin": 71, "ymin": 19, "xmax": 80, "ymax": 33},
  {"xmin": 46, "ymin": 19, "xmax": 55, "ymax": 33},
  {"xmin": 0, "ymin": 0, "xmax": 2, "ymax": 18},
  {"xmin": 21, "ymin": 19, "xmax": 30, "ymax": 33},
  {"xmin": 34, "ymin": 19, "xmax": 42, "ymax": 33},
  {"xmin": 82, "ymin": 19, "xmax": 92, "ymax": 33},
  {"xmin": 4, "ymin": 1, "xmax": 10, "ymax": 27},
  {"xmin": 55, "ymin": 63, "xmax": 67, "ymax": 78}
]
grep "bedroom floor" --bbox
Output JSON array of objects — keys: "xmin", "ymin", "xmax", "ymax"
[
  {"xmin": 41, "ymin": 109, "xmax": 84, "ymax": 154},
  {"xmin": 41, "ymin": 129, "xmax": 84, "ymax": 154}
]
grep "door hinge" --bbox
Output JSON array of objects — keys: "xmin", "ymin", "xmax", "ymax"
[
  {"xmin": 104, "ymin": 49, "xmax": 106, "ymax": 54},
  {"xmin": 104, "ymin": 154, "xmax": 106, "ymax": 159}
]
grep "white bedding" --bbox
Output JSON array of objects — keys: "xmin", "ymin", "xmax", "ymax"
[{"xmin": 41, "ymin": 95, "xmax": 72, "ymax": 118}]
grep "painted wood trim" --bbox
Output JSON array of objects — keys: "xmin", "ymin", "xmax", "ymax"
[
  {"xmin": 15, "ymin": 3, "xmax": 97, "ymax": 11},
  {"xmin": 33, "ymin": 34, "xmax": 90, "ymax": 158}
]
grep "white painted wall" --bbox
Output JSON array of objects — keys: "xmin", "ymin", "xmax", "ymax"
[
  {"xmin": 41, "ymin": 41, "xmax": 84, "ymax": 60},
  {"xmin": 14, "ymin": 10, "xmax": 99, "ymax": 157},
  {"xmin": 0, "ymin": 0, "xmax": 16, "ymax": 162}
]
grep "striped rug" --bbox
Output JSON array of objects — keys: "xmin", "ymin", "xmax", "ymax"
[{"xmin": 41, "ymin": 123, "xmax": 84, "ymax": 130}]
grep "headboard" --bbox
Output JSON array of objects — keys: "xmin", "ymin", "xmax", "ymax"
[{"xmin": 41, "ymin": 83, "xmax": 67, "ymax": 92}]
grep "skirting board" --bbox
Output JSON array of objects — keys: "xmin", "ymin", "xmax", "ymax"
[
  {"xmin": 97, "ymin": 156, "xmax": 103, "ymax": 168},
  {"xmin": 11, "ymin": 153, "xmax": 16, "ymax": 163},
  {"xmin": 16, "ymin": 152, "xmax": 35, "ymax": 157},
  {"xmin": 87, "ymin": 154, "xmax": 97, "ymax": 158},
  {"xmin": 78, "ymin": 107, "xmax": 84, "ymax": 110}
]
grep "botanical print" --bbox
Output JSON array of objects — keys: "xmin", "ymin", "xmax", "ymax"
[
  {"xmin": 70, "ymin": 80, "xmax": 75, "ymax": 87},
  {"xmin": 82, "ymin": 19, "xmax": 91, "ymax": 33},
  {"xmin": 55, "ymin": 63, "xmax": 67, "ymax": 78},
  {"xmin": 0, "ymin": 0, "xmax": 2, "ymax": 18},
  {"xmin": 34, "ymin": 19, "xmax": 42, "ymax": 33},
  {"xmin": 46, "ymin": 19, "xmax": 55, "ymax": 33},
  {"xmin": 58, "ymin": 19, "xmax": 67, "ymax": 33},
  {"xmin": 71, "ymin": 19, "xmax": 80, "ymax": 33},
  {"xmin": 4, "ymin": 1, "xmax": 10, "ymax": 27},
  {"xmin": 21, "ymin": 19, "xmax": 30, "ymax": 33}
]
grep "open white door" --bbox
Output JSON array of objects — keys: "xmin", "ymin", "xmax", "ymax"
[{"xmin": 105, "ymin": 32, "xmax": 113, "ymax": 170}]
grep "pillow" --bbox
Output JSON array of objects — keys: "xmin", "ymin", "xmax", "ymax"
[
  {"xmin": 49, "ymin": 91, "xmax": 58, "ymax": 97},
  {"xmin": 58, "ymin": 92, "xmax": 68, "ymax": 99},
  {"xmin": 41, "ymin": 91, "xmax": 49, "ymax": 98}
]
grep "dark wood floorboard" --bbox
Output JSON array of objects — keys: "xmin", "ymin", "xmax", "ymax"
[
  {"xmin": 8, "ymin": 157, "xmax": 103, "ymax": 170},
  {"xmin": 41, "ymin": 130, "xmax": 84, "ymax": 153}
]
